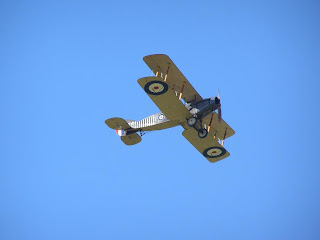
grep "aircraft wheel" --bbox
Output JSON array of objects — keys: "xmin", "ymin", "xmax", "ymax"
[
  {"xmin": 187, "ymin": 117, "xmax": 197, "ymax": 127},
  {"xmin": 198, "ymin": 129, "xmax": 208, "ymax": 139}
]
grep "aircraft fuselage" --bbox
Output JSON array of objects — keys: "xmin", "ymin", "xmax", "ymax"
[{"xmin": 186, "ymin": 97, "xmax": 219, "ymax": 119}]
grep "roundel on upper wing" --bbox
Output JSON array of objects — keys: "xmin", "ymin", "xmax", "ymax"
[
  {"xmin": 144, "ymin": 81, "xmax": 168, "ymax": 95},
  {"xmin": 203, "ymin": 146, "xmax": 226, "ymax": 158}
]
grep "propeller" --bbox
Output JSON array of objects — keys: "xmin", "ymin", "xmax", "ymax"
[{"xmin": 215, "ymin": 90, "xmax": 222, "ymax": 122}]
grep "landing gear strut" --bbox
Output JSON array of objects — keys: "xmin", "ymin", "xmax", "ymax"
[{"xmin": 187, "ymin": 117, "xmax": 208, "ymax": 139}]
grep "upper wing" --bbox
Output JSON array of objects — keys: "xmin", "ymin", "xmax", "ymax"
[
  {"xmin": 201, "ymin": 112, "xmax": 235, "ymax": 140},
  {"xmin": 143, "ymin": 54, "xmax": 203, "ymax": 103},
  {"xmin": 182, "ymin": 127, "xmax": 230, "ymax": 163},
  {"xmin": 137, "ymin": 76, "xmax": 192, "ymax": 121}
]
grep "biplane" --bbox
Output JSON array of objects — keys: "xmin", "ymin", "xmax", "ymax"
[{"xmin": 105, "ymin": 54, "xmax": 235, "ymax": 163}]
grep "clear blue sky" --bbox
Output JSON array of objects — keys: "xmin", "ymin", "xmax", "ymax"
[{"xmin": 1, "ymin": 1, "xmax": 320, "ymax": 239}]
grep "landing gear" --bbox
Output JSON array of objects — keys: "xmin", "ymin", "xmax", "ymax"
[
  {"xmin": 187, "ymin": 117, "xmax": 197, "ymax": 127},
  {"xmin": 187, "ymin": 117, "xmax": 208, "ymax": 139},
  {"xmin": 198, "ymin": 129, "xmax": 208, "ymax": 138}
]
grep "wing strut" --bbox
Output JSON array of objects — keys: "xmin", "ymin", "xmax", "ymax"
[
  {"xmin": 221, "ymin": 128, "xmax": 228, "ymax": 147},
  {"xmin": 164, "ymin": 64, "xmax": 170, "ymax": 82},
  {"xmin": 155, "ymin": 66, "xmax": 160, "ymax": 77},
  {"xmin": 207, "ymin": 113, "xmax": 214, "ymax": 133},
  {"xmin": 179, "ymin": 83, "xmax": 185, "ymax": 100},
  {"xmin": 207, "ymin": 113, "xmax": 218, "ymax": 139}
]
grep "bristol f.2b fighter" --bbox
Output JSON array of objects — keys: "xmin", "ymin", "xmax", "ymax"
[{"xmin": 105, "ymin": 54, "xmax": 235, "ymax": 163}]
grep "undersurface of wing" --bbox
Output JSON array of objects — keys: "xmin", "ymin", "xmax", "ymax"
[
  {"xmin": 143, "ymin": 54, "xmax": 203, "ymax": 103},
  {"xmin": 201, "ymin": 112, "xmax": 235, "ymax": 140},
  {"xmin": 137, "ymin": 76, "xmax": 192, "ymax": 121},
  {"xmin": 182, "ymin": 127, "xmax": 230, "ymax": 163}
]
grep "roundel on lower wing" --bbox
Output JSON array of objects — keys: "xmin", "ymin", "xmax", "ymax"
[
  {"xmin": 144, "ymin": 81, "xmax": 168, "ymax": 95},
  {"xmin": 203, "ymin": 146, "xmax": 226, "ymax": 158}
]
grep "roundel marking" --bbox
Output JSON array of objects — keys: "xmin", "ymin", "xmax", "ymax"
[
  {"xmin": 158, "ymin": 113, "xmax": 165, "ymax": 120},
  {"xmin": 203, "ymin": 146, "xmax": 226, "ymax": 158},
  {"xmin": 144, "ymin": 81, "xmax": 168, "ymax": 95}
]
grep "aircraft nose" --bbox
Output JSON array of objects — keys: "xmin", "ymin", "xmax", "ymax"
[{"xmin": 214, "ymin": 96, "xmax": 220, "ymax": 105}]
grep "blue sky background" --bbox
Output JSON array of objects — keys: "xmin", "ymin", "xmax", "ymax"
[{"xmin": 1, "ymin": 0, "xmax": 320, "ymax": 239}]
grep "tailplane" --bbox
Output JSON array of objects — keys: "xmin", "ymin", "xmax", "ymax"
[
  {"xmin": 105, "ymin": 117, "xmax": 142, "ymax": 145},
  {"xmin": 120, "ymin": 133, "xmax": 142, "ymax": 145}
]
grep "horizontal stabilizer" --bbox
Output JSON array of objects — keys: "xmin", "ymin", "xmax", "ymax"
[
  {"xmin": 105, "ymin": 117, "xmax": 141, "ymax": 145},
  {"xmin": 105, "ymin": 117, "xmax": 131, "ymax": 130},
  {"xmin": 121, "ymin": 133, "xmax": 142, "ymax": 145}
]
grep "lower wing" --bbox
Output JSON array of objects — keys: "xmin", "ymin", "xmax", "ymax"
[{"xmin": 182, "ymin": 128, "xmax": 230, "ymax": 163}]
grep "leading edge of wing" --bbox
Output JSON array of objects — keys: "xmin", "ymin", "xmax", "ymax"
[{"xmin": 182, "ymin": 128, "xmax": 230, "ymax": 163}]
